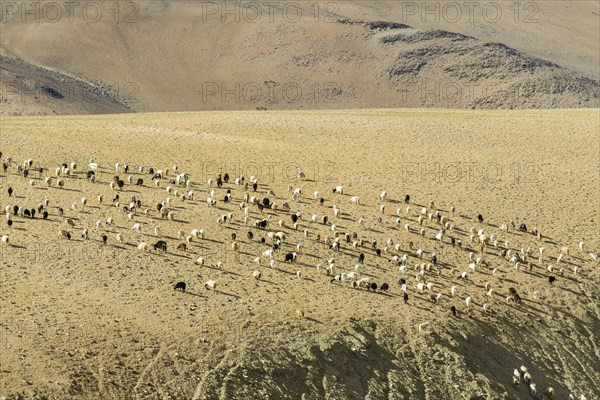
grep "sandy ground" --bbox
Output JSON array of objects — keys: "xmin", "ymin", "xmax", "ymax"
[{"xmin": 0, "ymin": 109, "xmax": 599, "ymax": 399}]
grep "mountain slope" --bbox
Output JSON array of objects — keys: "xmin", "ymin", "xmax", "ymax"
[
  {"xmin": 0, "ymin": 1, "xmax": 598, "ymax": 114},
  {"xmin": 0, "ymin": 56, "xmax": 134, "ymax": 116}
]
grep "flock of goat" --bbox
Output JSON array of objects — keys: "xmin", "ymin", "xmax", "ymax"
[{"xmin": 1, "ymin": 154, "xmax": 597, "ymax": 400}]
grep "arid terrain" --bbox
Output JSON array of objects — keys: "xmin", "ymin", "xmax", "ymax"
[
  {"xmin": 1, "ymin": 1, "xmax": 599, "ymax": 115},
  {"xmin": 1, "ymin": 0, "xmax": 599, "ymax": 399},
  {"xmin": 0, "ymin": 109, "xmax": 599, "ymax": 399}
]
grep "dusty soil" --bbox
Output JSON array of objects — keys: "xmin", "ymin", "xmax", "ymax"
[{"xmin": 0, "ymin": 109, "xmax": 598, "ymax": 399}]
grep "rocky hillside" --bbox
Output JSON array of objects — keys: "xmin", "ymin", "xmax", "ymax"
[
  {"xmin": 0, "ymin": 1, "xmax": 598, "ymax": 114},
  {"xmin": 0, "ymin": 56, "xmax": 134, "ymax": 116}
]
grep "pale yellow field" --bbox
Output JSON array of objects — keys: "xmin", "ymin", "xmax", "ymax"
[{"xmin": 0, "ymin": 109, "xmax": 599, "ymax": 399}]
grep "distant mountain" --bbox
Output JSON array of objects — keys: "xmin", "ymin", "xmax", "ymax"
[{"xmin": 1, "ymin": 1, "xmax": 598, "ymax": 115}]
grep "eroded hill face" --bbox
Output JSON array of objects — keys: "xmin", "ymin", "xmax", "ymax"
[
  {"xmin": 0, "ymin": 110, "xmax": 598, "ymax": 399},
  {"xmin": 0, "ymin": 1, "xmax": 598, "ymax": 115},
  {"xmin": 336, "ymin": 0, "xmax": 600, "ymax": 81},
  {"xmin": 0, "ymin": 56, "xmax": 134, "ymax": 116}
]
